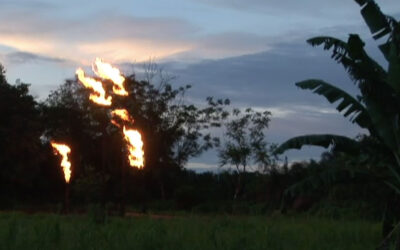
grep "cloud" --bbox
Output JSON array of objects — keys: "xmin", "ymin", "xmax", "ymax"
[
  {"xmin": 185, "ymin": 162, "xmax": 220, "ymax": 173},
  {"xmin": 193, "ymin": 0, "xmax": 400, "ymax": 18},
  {"xmin": 0, "ymin": 8, "xmax": 275, "ymax": 64},
  {"xmin": 0, "ymin": 6, "xmax": 197, "ymax": 63},
  {"xmin": 168, "ymin": 32, "xmax": 271, "ymax": 60},
  {"xmin": 0, "ymin": 1, "xmax": 325, "ymax": 65},
  {"xmin": 256, "ymin": 105, "xmax": 337, "ymax": 119},
  {"xmin": 2, "ymin": 0, "xmax": 395, "ymax": 65},
  {"xmin": 157, "ymin": 39, "xmax": 374, "ymax": 163},
  {"xmin": 163, "ymin": 40, "xmax": 362, "ymax": 107},
  {"xmin": 2, "ymin": 51, "xmax": 68, "ymax": 64}
]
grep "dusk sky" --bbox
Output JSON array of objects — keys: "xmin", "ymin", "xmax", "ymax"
[{"xmin": 1, "ymin": 0, "xmax": 399, "ymax": 171}]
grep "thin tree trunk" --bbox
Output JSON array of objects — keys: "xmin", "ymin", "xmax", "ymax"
[
  {"xmin": 101, "ymin": 130, "xmax": 107, "ymax": 207},
  {"xmin": 234, "ymin": 167, "xmax": 242, "ymax": 200},
  {"xmin": 160, "ymin": 181, "xmax": 166, "ymax": 200},
  {"xmin": 64, "ymin": 182, "xmax": 70, "ymax": 213},
  {"xmin": 119, "ymin": 150, "xmax": 127, "ymax": 216}
]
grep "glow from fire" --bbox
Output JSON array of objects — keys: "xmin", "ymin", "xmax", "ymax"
[
  {"xmin": 111, "ymin": 108, "xmax": 133, "ymax": 128},
  {"xmin": 123, "ymin": 126, "xmax": 144, "ymax": 168},
  {"xmin": 93, "ymin": 58, "xmax": 129, "ymax": 96},
  {"xmin": 76, "ymin": 68, "xmax": 112, "ymax": 106},
  {"xmin": 111, "ymin": 109, "xmax": 131, "ymax": 122},
  {"xmin": 50, "ymin": 142, "xmax": 72, "ymax": 183}
]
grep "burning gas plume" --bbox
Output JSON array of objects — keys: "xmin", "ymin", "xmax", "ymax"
[
  {"xmin": 111, "ymin": 108, "xmax": 132, "ymax": 123},
  {"xmin": 123, "ymin": 127, "xmax": 144, "ymax": 169},
  {"xmin": 51, "ymin": 142, "xmax": 72, "ymax": 183},
  {"xmin": 76, "ymin": 68, "xmax": 112, "ymax": 106},
  {"xmin": 111, "ymin": 108, "xmax": 143, "ymax": 168},
  {"xmin": 76, "ymin": 59, "xmax": 144, "ymax": 169},
  {"xmin": 93, "ymin": 58, "xmax": 128, "ymax": 96}
]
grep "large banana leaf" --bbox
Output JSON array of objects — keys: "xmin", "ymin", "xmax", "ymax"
[
  {"xmin": 296, "ymin": 79, "xmax": 373, "ymax": 131},
  {"xmin": 307, "ymin": 35, "xmax": 399, "ymax": 150},
  {"xmin": 354, "ymin": 0, "xmax": 390, "ymax": 39},
  {"xmin": 307, "ymin": 36, "xmax": 348, "ymax": 62},
  {"xmin": 307, "ymin": 35, "xmax": 387, "ymax": 85},
  {"xmin": 274, "ymin": 134, "xmax": 360, "ymax": 155},
  {"xmin": 354, "ymin": 0, "xmax": 399, "ymax": 60}
]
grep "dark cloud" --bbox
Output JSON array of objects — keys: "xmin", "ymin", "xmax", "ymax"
[
  {"xmin": 3, "ymin": 51, "xmax": 68, "ymax": 64},
  {"xmin": 164, "ymin": 41, "xmax": 360, "ymax": 107},
  {"xmin": 157, "ymin": 38, "xmax": 380, "ymax": 162}
]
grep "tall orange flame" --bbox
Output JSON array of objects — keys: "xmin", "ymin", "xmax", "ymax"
[
  {"xmin": 76, "ymin": 58, "xmax": 145, "ymax": 169},
  {"xmin": 76, "ymin": 68, "xmax": 112, "ymax": 106},
  {"xmin": 123, "ymin": 126, "xmax": 144, "ymax": 168},
  {"xmin": 93, "ymin": 58, "xmax": 129, "ymax": 96},
  {"xmin": 51, "ymin": 142, "xmax": 72, "ymax": 183}
]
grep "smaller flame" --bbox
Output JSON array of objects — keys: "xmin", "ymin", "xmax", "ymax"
[
  {"xmin": 111, "ymin": 109, "xmax": 133, "ymax": 128},
  {"xmin": 123, "ymin": 126, "xmax": 144, "ymax": 168},
  {"xmin": 111, "ymin": 109, "xmax": 132, "ymax": 122},
  {"xmin": 93, "ymin": 58, "xmax": 129, "ymax": 96},
  {"xmin": 76, "ymin": 68, "xmax": 112, "ymax": 106},
  {"xmin": 51, "ymin": 142, "xmax": 72, "ymax": 183}
]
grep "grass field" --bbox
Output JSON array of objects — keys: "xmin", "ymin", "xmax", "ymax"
[{"xmin": 0, "ymin": 212, "xmax": 381, "ymax": 250}]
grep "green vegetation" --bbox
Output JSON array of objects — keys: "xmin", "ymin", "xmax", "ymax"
[{"xmin": 0, "ymin": 212, "xmax": 380, "ymax": 250}]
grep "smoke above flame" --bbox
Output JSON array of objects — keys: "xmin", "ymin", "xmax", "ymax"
[
  {"xmin": 76, "ymin": 59, "xmax": 144, "ymax": 169},
  {"xmin": 93, "ymin": 58, "xmax": 129, "ymax": 96},
  {"xmin": 76, "ymin": 68, "xmax": 112, "ymax": 106},
  {"xmin": 51, "ymin": 142, "xmax": 72, "ymax": 183}
]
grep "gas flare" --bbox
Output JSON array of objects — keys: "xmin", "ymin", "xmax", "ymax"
[
  {"xmin": 76, "ymin": 58, "xmax": 145, "ymax": 169},
  {"xmin": 112, "ymin": 109, "xmax": 144, "ymax": 167},
  {"xmin": 111, "ymin": 108, "xmax": 133, "ymax": 127},
  {"xmin": 93, "ymin": 58, "xmax": 128, "ymax": 96},
  {"xmin": 51, "ymin": 142, "xmax": 72, "ymax": 183},
  {"xmin": 123, "ymin": 126, "xmax": 144, "ymax": 168},
  {"xmin": 111, "ymin": 109, "xmax": 132, "ymax": 122},
  {"xmin": 76, "ymin": 68, "xmax": 112, "ymax": 106}
]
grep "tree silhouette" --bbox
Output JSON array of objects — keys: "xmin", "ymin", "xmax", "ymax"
[
  {"xmin": 219, "ymin": 108, "xmax": 275, "ymax": 199},
  {"xmin": 0, "ymin": 64, "xmax": 63, "ymax": 206}
]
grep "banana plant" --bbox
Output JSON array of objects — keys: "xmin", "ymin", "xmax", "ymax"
[
  {"xmin": 276, "ymin": 0, "xmax": 400, "ymax": 178},
  {"xmin": 274, "ymin": 1, "xmax": 400, "ymax": 247}
]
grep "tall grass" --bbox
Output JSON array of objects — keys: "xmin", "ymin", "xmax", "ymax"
[{"xmin": 0, "ymin": 212, "xmax": 380, "ymax": 250}]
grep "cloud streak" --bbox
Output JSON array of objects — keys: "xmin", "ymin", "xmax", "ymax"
[
  {"xmin": 2, "ymin": 51, "xmax": 68, "ymax": 64},
  {"xmin": 0, "ymin": 8, "xmax": 197, "ymax": 63}
]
